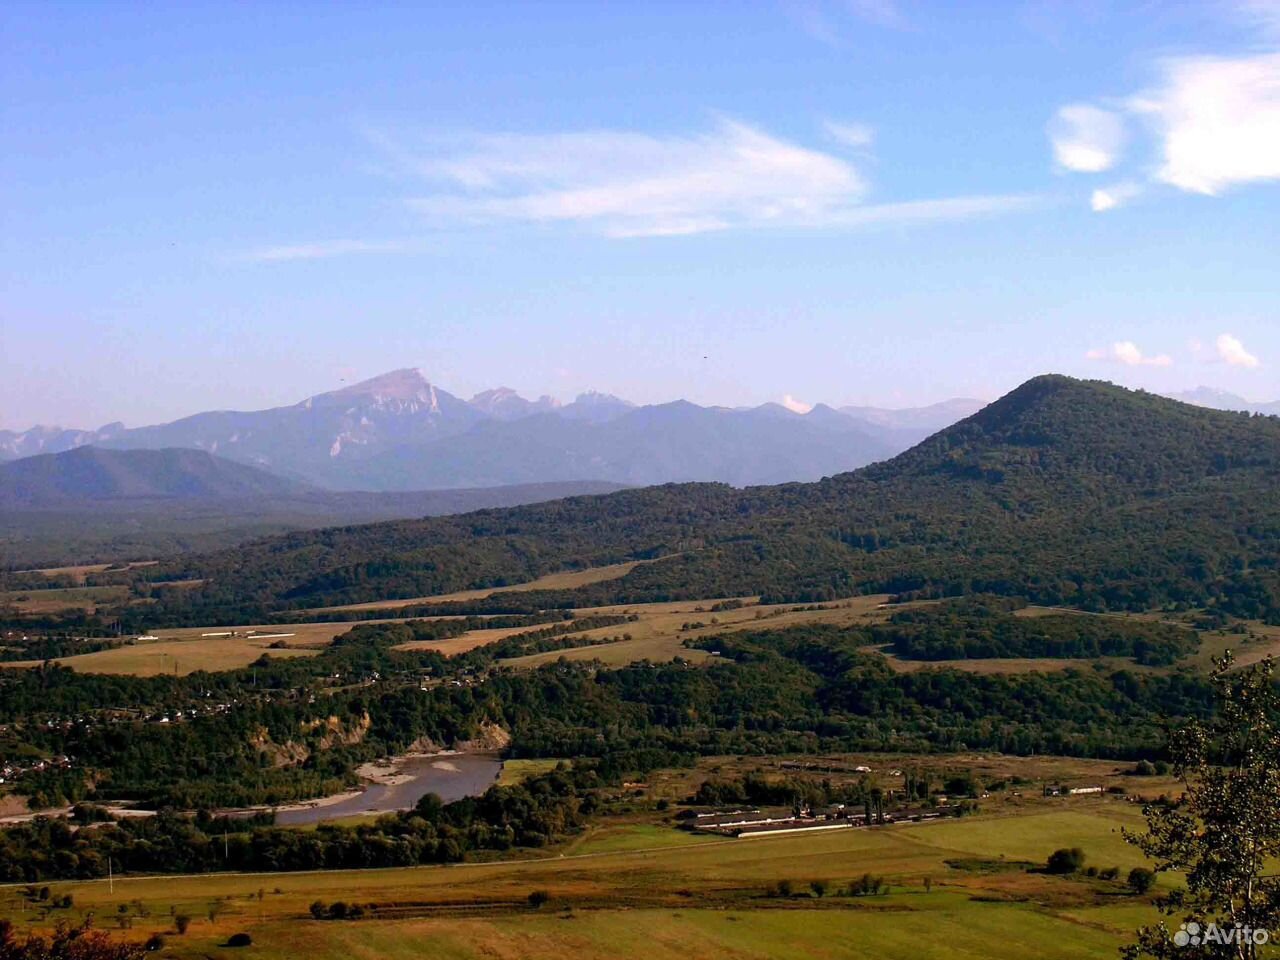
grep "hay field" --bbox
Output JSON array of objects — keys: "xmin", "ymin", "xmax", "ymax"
[
  {"xmin": 0, "ymin": 585, "xmax": 130, "ymax": 614},
  {"xmin": 0, "ymin": 622, "xmax": 351, "ymax": 676},
  {"xmin": 308, "ymin": 561, "xmax": 647, "ymax": 613},
  {"xmin": 503, "ymin": 595, "xmax": 895, "ymax": 669},
  {"xmin": 0, "ymin": 797, "xmax": 1163, "ymax": 960},
  {"xmin": 393, "ymin": 625, "xmax": 547, "ymax": 655}
]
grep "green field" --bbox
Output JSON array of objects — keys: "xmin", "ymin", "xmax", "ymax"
[{"xmin": 0, "ymin": 799, "xmax": 1171, "ymax": 959}]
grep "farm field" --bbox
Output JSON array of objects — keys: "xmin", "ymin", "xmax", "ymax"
[
  {"xmin": 501, "ymin": 594, "xmax": 893, "ymax": 668},
  {"xmin": 307, "ymin": 560, "xmax": 649, "ymax": 613},
  {"xmin": 8, "ymin": 588, "xmax": 1243, "ymax": 678},
  {"xmin": 0, "ymin": 797, "xmax": 1166, "ymax": 960},
  {"xmin": 0, "ymin": 621, "xmax": 351, "ymax": 676},
  {"xmin": 392, "ymin": 625, "xmax": 544, "ymax": 655},
  {"xmin": 17, "ymin": 561, "xmax": 158, "ymax": 582},
  {"xmin": 0, "ymin": 584, "xmax": 130, "ymax": 615}
]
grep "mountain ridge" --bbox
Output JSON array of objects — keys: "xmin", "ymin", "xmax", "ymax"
[
  {"xmin": 0, "ymin": 447, "xmax": 310, "ymax": 506},
  {"xmin": 0, "ymin": 370, "xmax": 983, "ymax": 490},
  {"xmin": 101, "ymin": 374, "xmax": 1280, "ymax": 626}
]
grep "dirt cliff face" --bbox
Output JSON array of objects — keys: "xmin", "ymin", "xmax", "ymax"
[
  {"xmin": 253, "ymin": 713, "xmax": 373, "ymax": 768},
  {"xmin": 404, "ymin": 735, "xmax": 443, "ymax": 753},
  {"xmin": 456, "ymin": 721, "xmax": 511, "ymax": 753},
  {"xmin": 0, "ymin": 794, "xmax": 31, "ymax": 818}
]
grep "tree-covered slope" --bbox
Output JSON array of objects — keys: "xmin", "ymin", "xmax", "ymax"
[
  {"xmin": 0, "ymin": 446, "xmax": 309, "ymax": 504},
  {"xmin": 108, "ymin": 376, "xmax": 1280, "ymax": 626}
]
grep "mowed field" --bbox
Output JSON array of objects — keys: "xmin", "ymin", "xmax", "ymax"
[
  {"xmin": 0, "ymin": 584, "xmax": 131, "ymax": 615},
  {"xmin": 5, "ymin": 558, "xmax": 1259, "ymax": 678},
  {"xmin": 0, "ymin": 622, "xmax": 351, "ymax": 676},
  {"xmin": 0, "ymin": 795, "xmax": 1166, "ymax": 960},
  {"xmin": 501, "ymin": 595, "xmax": 895, "ymax": 668},
  {"xmin": 307, "ymin": 561, "xmax": 650, "ymax": 613}
]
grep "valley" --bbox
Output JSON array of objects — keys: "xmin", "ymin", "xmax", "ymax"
[
  {"xmin": 0, "ymin": 750, "xmax": 1183, "ymax": 960},
  {"xmin": 1, "ymin": 377, "xmax": 1278, "ymax": 959}
]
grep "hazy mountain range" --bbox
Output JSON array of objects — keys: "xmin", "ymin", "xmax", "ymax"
[
  {"xmin": 0, "ymin": 369, "xmax": 985, "ymax": 491},
  {"xmin": 126, "ymin": 374, "xmax": 1280, "ymax": 623},
  {"xmin": 1164, "ymin": 387, "xmax": 1280, "ymax": 416},
  {"xmin": 0, "ymin": 446, "xmax": 625, "ymax": 567}
]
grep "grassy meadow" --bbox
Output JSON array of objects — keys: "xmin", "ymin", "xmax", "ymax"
[{"xmin": 0, "ymin": 794, "xmax": 1170, "ymax": 960}]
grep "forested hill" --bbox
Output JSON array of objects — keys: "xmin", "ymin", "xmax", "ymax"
[
  {"xmin": 0, "ymin": 446, "xmax": 309, "ymax": 504},
  {"xmin": 116, "ymin": 375, "xmax": 1280, "ymax": 626}
]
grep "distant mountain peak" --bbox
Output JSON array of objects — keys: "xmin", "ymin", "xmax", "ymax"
[
  {"xmin": 327, "ymin": 368, "xmax": 437, "ymax": 403},
  {"xmin": 1166, "ymin": 386, "xmax": 1278, "ymax": 415},
  {"xmin": 572, "ymin": 390, "xmax": 633, "ymax": 406},
  {"xmin": 470, "ymin": 387, "xmax": 561, "ymax": 420},
  {"xmin": 472, "ymin": 386, "xmax": 520, "ymax": 404}
]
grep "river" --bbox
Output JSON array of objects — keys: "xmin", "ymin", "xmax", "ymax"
[{"xmin": 272, "ymin": 753, "xmax": 503, "ymax": 826}]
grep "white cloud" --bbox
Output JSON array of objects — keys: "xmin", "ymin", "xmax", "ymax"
[
  {"xmin": 1086, "ymin": 341, "xmax": 1174, "ymax": 367},
  {"xmin": 394, "ymin": 118, "xmax": 1037, "ymax": 237},
  {"xmin": 1216, "ymin": 332, "xmax": 1261, "ymax": 367},
  {"xmin": 1048, "ymin": 104, "xmax": 1125, "ymax": 172},
  {"xmin": 1090, "ymin": 181, "xmax": 1143, "ymax": 212},
  {"xmin": 823, "ymin": 119, "xmax": 875, "ymax": 148},
  {"xmin": 781, "ymin": 394, "xmax": 814, "ymax": 414},
  {"xmin": 240, "ymin": 239, "xmax": 413, "ymax": 262},
  {"xmin": 1129, "ymin": 53, "xmax": 1280, "ymax": 195}
]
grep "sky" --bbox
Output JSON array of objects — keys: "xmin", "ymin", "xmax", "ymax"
[{"xmin": 3, "ymin": 0, "xmax": 1279, "ymax": 430}]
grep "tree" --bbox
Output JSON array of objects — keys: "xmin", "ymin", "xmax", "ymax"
[
  {"xmin": 1124, "ymin": 655, "xmax": 1280, "ymax": 960},
  {"xmin": 809, "ymin": 880, "xmax": 827, "ymax": 898},
  {"xmin": 0, "ymin": 919, "xmax": 144, "ymax": 959},
  {"xmin": 527, "ymin": 890, "xmax": 549, "ymax": 909},
  {"xmin": 1045, "ymin": 847, "xmax": 1086, "ymax": 875},
  {"xmin": 173, "ymin": 914, "xmax": 191, "ymax": 935},
  {"xmin": 1128, "ymin": 868, "xmax": 1155, "ymax": 895}
]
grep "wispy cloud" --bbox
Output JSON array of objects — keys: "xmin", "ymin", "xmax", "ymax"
[
  {"xmin": 1090, "ymin": 181, "xmax": 1143, "ymax": 212},
  {"xmin": 785, "ymin": 0, "xmax": 908, "ymax": 46},
  {"xmin": 781, "ymin": 394, "xmax": 814, "ymax": 413},
  {"xmin": 1086, "ymin": 341, "xmax": 1174, "ymax": 367},
  {"xmin": 240, "ymin": 239, "xmax": 415, "ymax": 263},
  {"xmin": 1217, "ymin": 332, "xmax": 1261, "ymax": 367},
  {"xmin": 1048, "ymin": 104, "xmax": 1126, "ymax": 173},
  {"xmin": 846, "ymin": 0, "xmax": 909, "ymax": 30},
  {"xmin": 392, "ymin": 118, "xmax": 1036, "ymax": 238},
  {"xmin": 823, "ymin": 119, "xmax": 875, "ymax": 148},
  {"xmin": 1130, "ymin": 53, "xmax": 1280, "ymax": 196},
  {"xmin": 1053, "ymin": 8, "xmax": 1280, "ymax": 207}
]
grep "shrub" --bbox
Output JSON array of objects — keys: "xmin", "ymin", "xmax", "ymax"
[
  {"xmin": 848, "ymin": 873, "xmax": 886, "ymax": 896},
  {"xmin": 810, "ymin": 879, "xmax": 828, "ymax": 898},
  {"xmin": 1128, "ymin": 867, "xmax": 1156, "ymax": 894},
  {"xmin": 1100, "ymin": 866, "xmax": 1120, "ymax": 881},
  {"xmin": 174, "ymin": 914, "xmax": 191, "ymax": 935},
  {"xmin": 144, "ymin": 934, "xmax": 166, "ymax": 952},
  {"xmin": 528, "ymin": 890, "xmax": 549, "ymax": 909},
  {"xmin": 227, "ymin": 932, "xmax": 252, "ymax": 947},
  {"xmin": 1046, "ymin": 847, "xmax": 1087, "ymax": 874},
  {"xmin": 309, "ymin": 901, "xmax": 327, "ymax": 920}
]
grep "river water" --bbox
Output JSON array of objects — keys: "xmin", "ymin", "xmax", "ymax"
[{"xmin": 273, "ymin": 753, "xmax": 502, "ymax": 826}]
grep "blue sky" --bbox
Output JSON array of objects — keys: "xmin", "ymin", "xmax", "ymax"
[{"xmin": 3, "ymin": 1, "xmax": 1279, "ymax": 430}]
